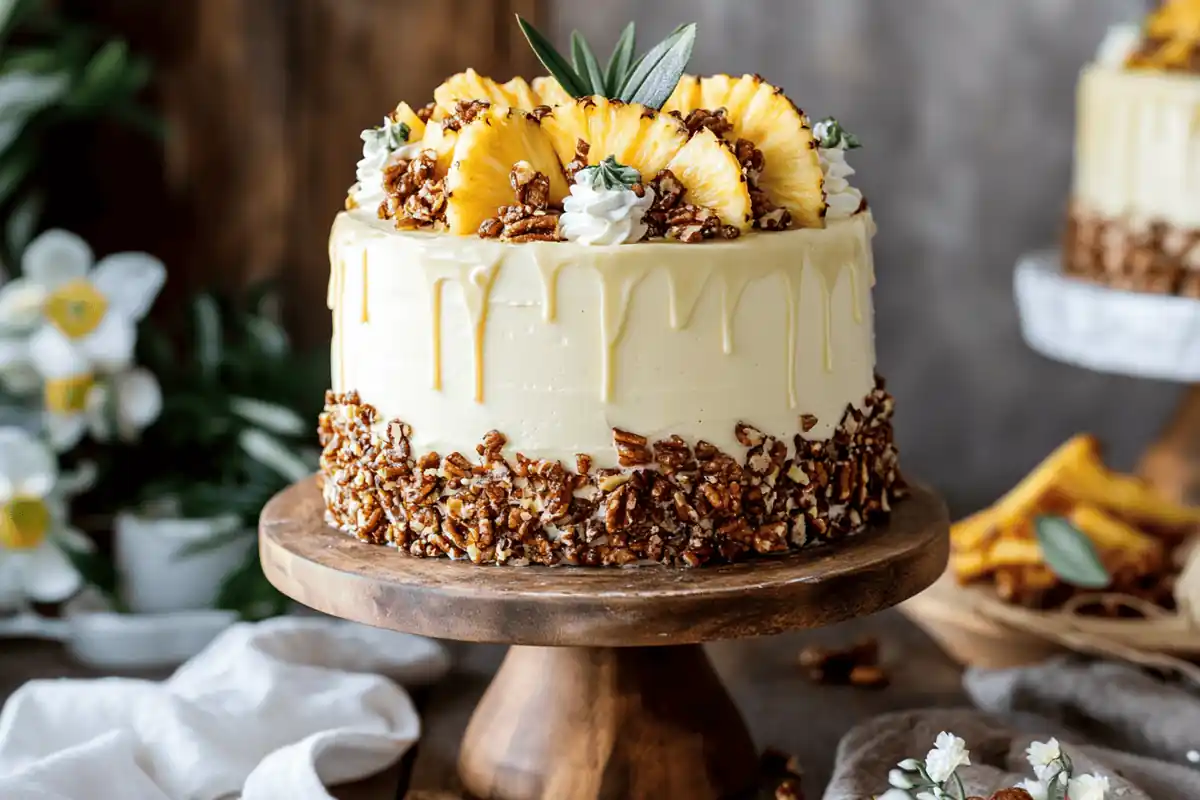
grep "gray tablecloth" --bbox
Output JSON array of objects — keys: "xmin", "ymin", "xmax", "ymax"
[{"xmin": 825, "ymin": 658, "xmax": 1200, "ymax": 799}]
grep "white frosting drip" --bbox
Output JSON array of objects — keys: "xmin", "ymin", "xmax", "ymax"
[
  {"xmin": 1096, "ymin": 23, "xmax": 1142, "ymax": 68},
  {"xmin": 560, "ymin": 173, "xmax": 656, "ymax": 246},
  {"xmin": 818, "ymin": 146, "xmax": 863, "ymax": 220},
  {"xmin": 351, "ymin": 117, "xmax": 421, "ymax": 209}
]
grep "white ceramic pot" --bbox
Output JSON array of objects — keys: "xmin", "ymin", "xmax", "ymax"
[{"xmin": 114, "ymin": 513, "xmax": 251, "ymax": 614}]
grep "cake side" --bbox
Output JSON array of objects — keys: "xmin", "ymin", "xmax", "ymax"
[
  {"xmin": 1065, "ymin": 7, "xmax": 1200, "ymax": 295},
  {"xmin": 328, "ymin": 210, "xmax": 877, "ymax": 464}
]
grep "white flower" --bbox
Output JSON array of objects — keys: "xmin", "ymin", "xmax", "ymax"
[
  {"xmin": 878, "ymin": 790, "xmax": 913, "ymax": 800},
  {"xmin": 0, "ymin": 335, "xmax": 38, "ymax": 393},
  {"xmin": 0, "ymin": 428, "xmax": 90, "ymax": 604},
  {"xmin": 1188, "ymin": 750, "xmax": 1200, "ymax": 764},
  {"xmin": 889, "ymin": 769, "xmax": 915, "ymax": 789},
  {"xmin": 0, "ymin": 229, "xmax": 165, "ymax": 374},
  {"xmin": 1016, "ymin": 779, "xmax": 1048, "ymax": 800},
  {"xmin": 1026, "ymin": 738, "xmax": 1062, "ymax": 779},
  {"xmin": 1067, "ymin": 773, "xmax": 1109, "ymax": 800},
  {"xmin": 28, "ymin": 325, "xmax": 162, "ymax": 451},
  {"xmin": 924, "ymin": 732, "xmax": 970, "ymax": 784},
  {"xmin": 898, "ymin": 759, "xmax": 922, "ymax": 771}
]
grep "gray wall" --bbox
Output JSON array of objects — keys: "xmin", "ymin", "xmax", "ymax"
[{"xmin": 555, "ymin": 0, "xmax": 1180, "ymax": 514}]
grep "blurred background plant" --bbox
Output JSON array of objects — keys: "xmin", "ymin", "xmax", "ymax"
[
  {"xmin": 0, "ymin": 0, "xmax": 156, "ymax": 274},
  {"xmin": 0, "ymin": 0, "xmax": 327, "ymax": 626}
]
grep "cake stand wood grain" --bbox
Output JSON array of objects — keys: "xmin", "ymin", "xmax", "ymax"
[{"xmin": 260, "ymin": 478, "xmax": 949, "ymax": 800}]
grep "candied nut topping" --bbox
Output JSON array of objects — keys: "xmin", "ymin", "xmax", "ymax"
[
  {"xmin": 1064, "ymin": 203, "xmax": 1200, "ymax": 297},
  {"xmin": 680, "ymin": 107, "xmax": 734, "ymax": 139},
  {"xmin": 318, "ymin": 378, "xmax": 904, "ymax": 567},
  {"xmin": 564, "ymin": 139, "xmax": 591, "ymax": 182},
  {"xmin": 415, "ymin": 102, "xmax": 436, "ymax": 123},
  {"xmin": 380, "ymin": 149, "xmax": 446, "ymax": 229},
  {"xmin": 479, "ymin": 162, "xmax": 564, "ymax": 242},
  {"xmin": 800, "ymin": 414, "xmax": 818, "ymax": 432},
  {"xmin": 441, "ymin": 99, "xmax": 490, "ymax": 132},
  {"xmin": 643, "ymin": 169, "xmax": 741, "ymax": 243}
]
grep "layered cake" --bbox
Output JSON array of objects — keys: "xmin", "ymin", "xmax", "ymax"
[
  {"xmin": 1065, "ymin": 1, "xmax": 1200, "ymax": 295},
  {"xmin": 319, "ymin": 19, "xmax": 903, "ymax": 566}
]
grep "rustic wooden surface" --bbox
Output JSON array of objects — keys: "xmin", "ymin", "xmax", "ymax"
[
  {"xmin": 259, "ymin": 479, "xmax": 949, "ymax": 646},
  {"xmin": 0, "ymin": 610, "xmax": 967, "ymax": 799},
  {"xmin": 254, "ymin": 478, "xmax": 948, "ymax": 798},
  {"xmin": 73, "ymin": 0, "xmax": 544, "ymax": 336}
]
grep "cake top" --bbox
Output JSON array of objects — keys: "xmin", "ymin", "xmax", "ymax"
[
  {"xmin": 347, "ymin": 17, "xmax": 866, "ymax": 245},
  {"xmin": 1099, "ymin": 0, "xmax": 1200, "ymax": 73}
]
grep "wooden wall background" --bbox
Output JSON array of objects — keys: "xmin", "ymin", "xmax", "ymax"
[{"xmin": 67, "ymin": 0, "xmax": 1185, "ymax": 510}]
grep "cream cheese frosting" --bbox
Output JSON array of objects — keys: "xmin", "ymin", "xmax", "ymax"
[
  {"xmin": 352, "ymin": 118, "xmax": 422, "ymax": 210},
  {"xmin": 328, "ymin": 210, "xmax": 877, "ymax": 466},
  {"xmin": 812, "ymin": 120, "xmax": 864, "ymax": 220},
  {"xmin": 559, "ymin": 173, "xmax": 656, "ymax": 246},
  {"xmin": 1073, "ymin": 65, "xmax": 1200, "ymax": 228}
]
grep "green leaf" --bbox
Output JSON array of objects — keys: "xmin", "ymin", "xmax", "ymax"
[
  {"xmin": 616, "ymin": 23, "xmax": 696, "ymax": 109},
  {"xmin": 1046, "ymin": 772, "xmax": 1068, "ymax": 800},
  {"xmin": 1034, "ymin": 515, "xmax": 1110, "ymax": 589},
  {"xmin": 61, "ymin": 542, "xmax": 123, "ymax": 608},
  {"xmin": 192, "ymin": 293, "xmax": 223, "ymax": 380},
  {"xmin": 0, "ymin": 151, "xmax": 33, "ymax": 208},
  {"xmin": 516, "ymin": 14, "xmax": 589, "ymax": 97},
  {"xmin": 814, "ymin": 117, "xmax": 862, "ymax": 150},
  {"xmin": 578, "ymin": 155, "xmax": 641, "ymax": 190},
  {"xmin": 5, "ymin": 187, "xmax": 40, "ymax": 251},
  {"xmin": 604, "ymin": 22, "xmax": 637, "ymax": 96},
  {"xmin": 570, "ymin": 31, "xmax": 607, "ymax": 95}
]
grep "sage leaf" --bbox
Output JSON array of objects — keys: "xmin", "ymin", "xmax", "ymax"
[
  {"xmin": 618, "ymin": 23, "xmax": 697, "ymax": 109},
  {"xmin": 604, "ymin": 22, "xmax": 637, "ymax": 95},
  {"xmin": 516, "ymin": 15, "xmax": 588, "ymax": 97},
  {"xmin": 1034, "ymin": 515, "xmax": 1110, "ymax": 589},
  {"xmin": 571, "ymin": 31, "xmax": 607, "ymax": 95}
]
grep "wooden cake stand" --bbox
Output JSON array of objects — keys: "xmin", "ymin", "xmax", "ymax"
[{"xmin": 259, "ymin": 478, "xmax": 949, "ymax": 800}]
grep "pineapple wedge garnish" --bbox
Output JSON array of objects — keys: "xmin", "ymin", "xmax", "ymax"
[
  {"xmin": 539, "ymin": 97, "xmax": 688, "ymax": 185},
  {"xmin": 434, "ymin": 69, "xmax": 541, "ymax": 116},
  {"xmin": 665, "ymin": 128, "xmax": 752, "ymax": 231},
  {"xmin": 531, "ymin": 76, "xmax": 576, "ymax": 107},
  {"xmin": 392, "ymin": 101, "xmax": 427, "ymax": 141},
  {"xmin": 444, "ymin": 106, "xmax": 569, "ymax": 235},
  {"xmin": 665, "ymin": 74, "xmax": 826, "ymax": 228}
]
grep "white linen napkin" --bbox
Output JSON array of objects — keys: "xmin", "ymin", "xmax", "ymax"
[{"xmin": 0, "ymin": 616, "xmax": 450, "ymax": 799}]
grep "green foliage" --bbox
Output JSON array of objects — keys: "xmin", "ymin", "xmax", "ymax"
[
  {"xmin": 516, "ymin": 15, "xmax": 696, "ymax": 109},
  {"xmin": 1034, "ymin": 515, "xmax": 1111, "ymax": 589},
  {"xmin": 0, "ymin": 0, "xmax": 154, "ymax": 262},
  {"xmin": 73, "ymin": 286, "xmax": 328, "ymax": 621},
  {"xmin": 577, "ymin": 155, "xmax": 642, "ymax": 190}
]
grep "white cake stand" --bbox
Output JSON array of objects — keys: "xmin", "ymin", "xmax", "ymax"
[{"xmin": 1015, "ymin": 249, "xmax": 1200, "ymax": 500}]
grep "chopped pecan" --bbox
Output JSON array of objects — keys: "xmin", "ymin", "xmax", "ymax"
[
  {"xmin": 565, "ymin": 139, "xmax": 591, "ymax": 182},
  {"xmin": 479, "ymin": 163, "xmax": 564, "ymax": 242},
  {"xmin": 681, "ymin": 107, "xmax": 734, "ymax": 139},
  {"xmin": 442, "ymin": 99, "xmax": 489, "ymax": 131}
]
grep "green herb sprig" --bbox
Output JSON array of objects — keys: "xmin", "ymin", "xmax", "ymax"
[
  {"xmin": 1034, "ymin": 515, "xmax": 1111, "ymax": 589},
  {"xmin": 516, "ymin": 16, "xmax": 696, "ymax": 110},
  {"xmin": 814, "ymin": 117, "xmax": 862, "ymax": 150},
  {"xmin": 577, "ymin": 156, "xmax": 641, "ymax": 191}
]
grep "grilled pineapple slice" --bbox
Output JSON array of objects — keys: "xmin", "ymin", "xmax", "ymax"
[
  {"xmin": 539, "ymin": 97, "xmax": 688, "ymax": 182},
  {"xmin": 420, "ymin": 121, "xmax": 458, "ymax": 175},
  {"xmin": 434, "ymin": 69, "xmax": 540, "ymax": 116},
  {"xmin": 531, "ymin": 76, "xmax": 576, "ymax": 107},
  {"xmin": 665, "ymin": 128, "xmax": 752, "ymax": 231},
  {"xmin": 665, "ymin": 74, "xmax": 826, "ymax": 228},
  {"xmin": 443, "ymin": 106, "xmax": 569, "ymax": 235},
  {"xmin": 392, "ymin": 101, "xmax": 427, "ymax": 141}
]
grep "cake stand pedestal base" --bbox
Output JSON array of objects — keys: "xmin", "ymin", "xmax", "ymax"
[
  {"xmin": 259, "ymin": 478, "xmax": 949, "ymax": 800},
  {"xmin": 1138, "ymin": 384, "xmax": 1200, "ymax": 505},
  {"xmin": 459, "ymin": 645, "xmax": 757, "ymax": 800}
]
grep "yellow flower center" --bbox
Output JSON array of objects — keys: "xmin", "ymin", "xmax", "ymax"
[
  {"xmin": 44, "ymin": 373, "xmax": 95, "ymax": 414},
  {"xmin": 44, "ymin": 279, "xmax": 108, "ymax": 339},
  {"xmin": 0, "ymin": 496, "xmax": 50, "ymax": 550}
]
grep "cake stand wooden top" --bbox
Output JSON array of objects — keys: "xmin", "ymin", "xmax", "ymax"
[{"xmin": 260, "ymin": 477, "xmax": 949, "ymax": 646}]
